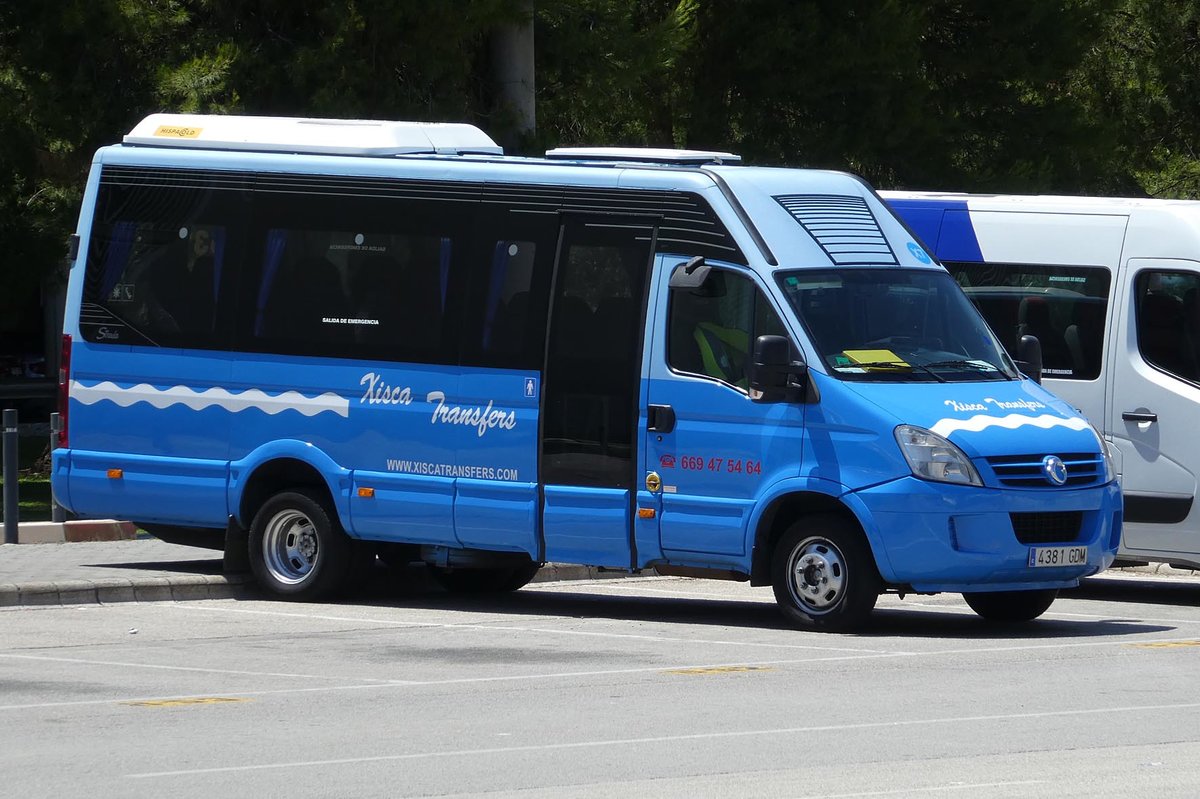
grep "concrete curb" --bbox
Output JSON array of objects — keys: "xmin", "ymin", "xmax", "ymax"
[
  {"xmin": 16, "ymin": 520, "xmax": 138, "ymax": 545},
  {"xmin": 0, "ymin": 572, "xmax": 255, "ymax": 608}
]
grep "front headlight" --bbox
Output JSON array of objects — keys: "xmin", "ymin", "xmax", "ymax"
[
  {"xmin": 894, "ymin": 425, "xmax": 982, "ymax": 486},
  {"xmin": 1089, "ymin": 423, "xmax": 1117, "ymax": 483}
]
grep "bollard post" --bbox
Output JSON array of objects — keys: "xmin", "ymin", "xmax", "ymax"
[
  {"xmin": 49, "ymin": 413, "xmax": 65, "ymax": 523},
  {"xmin": 3, "ymin": 408, "xmax": 18, "ymax": 544}
]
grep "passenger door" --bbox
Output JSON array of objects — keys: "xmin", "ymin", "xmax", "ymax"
[
  {"xmin": 640, "ymin": 262, "xmax": 804, "ymax": 566},
  {"xmin": 540, "ymin": 216, "xmax": 655, "ymax": 567},
  {"xmin": 1109, "ymin": 259, "xmax": 1200, "ymax": 563}
]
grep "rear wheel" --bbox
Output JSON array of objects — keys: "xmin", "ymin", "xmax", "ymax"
[
  {"xmin": 249, "ymin": 489, "xmax": 352, "ymax": 600},
  {"xmin": 771, "ymin": 515, "xmax": 881, "ymax": 632},
  {"xmin": 963, "ymin": 589, "xmax": 1058, "ymax": 622},
  {"xmin": 429, "ymin": 562, "xmax": 541, "ymax": 594}
]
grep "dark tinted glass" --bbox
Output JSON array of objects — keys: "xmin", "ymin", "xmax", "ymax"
[
  {"xmin": 248, "ymin": 227, "xmax": 450, "ymax": 361},
  {"xmin": 542, "ymin": 221, "xmax": 653, "ymax": 488},
  {"xmin": 1135, "ymin": 270, "xmax": 1200, "ymax": 383},
  {"xmin": 82, "ymin": 178, "xmax": 243, "ymax": 349},
  {"xmin": 946, "ymin": 262, "xmax": 1111, "ymax": 380},
  {"xmin": 668, "ymin": 269, "xmax": 787, "ymax": 390},
  {"xmin": 777, "ymin": 268, "xmax": 1017, "ymax": 382}
]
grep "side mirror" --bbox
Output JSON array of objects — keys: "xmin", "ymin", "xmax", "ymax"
[
  {"xmin": 1016, "ymin": 334, "xmax": 1043, "ymax": 384},
  {"xmin": 749, "ymin": 334, "xmax": 808, "ymax": 402}
]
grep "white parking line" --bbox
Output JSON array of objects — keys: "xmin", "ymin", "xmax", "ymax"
[
  {"xmin": 795, "ymin": 781, "xmax": 1048, "ymax": 798},
  {"xmin": 896, "ymin": 599, "xmax": 1200, "ymax": 626},
  {"xmin": 0, "ymin": 652, "xmax": 415, "ymax": 684},
  {"xmin": 0, "ymin": 655, "xmax": 874, "ymax": 712},
  {"xmin": 125, "ymin": 701, "xmax": 1200, "ymax": 779}
]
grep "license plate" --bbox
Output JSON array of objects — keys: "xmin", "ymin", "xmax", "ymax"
[{"xmin": 1028, "ymin": 545, "xmax": 1088, "ymax": 568}]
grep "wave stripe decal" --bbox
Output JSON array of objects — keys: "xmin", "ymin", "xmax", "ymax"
[
  {"xmin": 71, "ymin": 381, "xmax": 350, "ymax": 418},
  {"xmin": 931, "ymin": 413, "xmax": 1090, "ymax": 439}
]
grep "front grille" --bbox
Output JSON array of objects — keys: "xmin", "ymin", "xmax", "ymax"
[
  {"xmin": 985, "ymin": 453, "xmax": 1103, "ymax": 488},
  {"xmin": 1011, "ymin": 511, "xmax": 1084, "ymax": 544}
]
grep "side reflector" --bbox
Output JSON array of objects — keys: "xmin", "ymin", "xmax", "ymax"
[
  {"xmin": 357, "ymin": 487, "xmax": 375, "ymax": 498},
  {"xmin": 637, "ymin": 508, "xmax": 655, "ymax": 519},
  {"xmin": 107, "ymin": 469, "xmax": 124, "ymax": 479},
  {"xmin": 57, "ymin": 334, "xmax": 71, "ymax": 449}
]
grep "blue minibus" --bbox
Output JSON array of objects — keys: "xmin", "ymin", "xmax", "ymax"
[{"xmin": 52, "ymin": 114, "xmax": 1121, "ymax": 630}]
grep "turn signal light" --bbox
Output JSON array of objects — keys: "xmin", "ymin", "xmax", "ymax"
[
  {"xmin": 106, "ymin": 468, "xmax": 124, "ymax": 479},
  {"xmin": 357, "ymin": 487, "xmax": 376, "ymax": 498},
  {"xmin": 637, "ymin": 508, "xmax": 656, "ymax": 519}
]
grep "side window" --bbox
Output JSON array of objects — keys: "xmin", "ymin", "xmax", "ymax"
[
  {"xmin": 243, "ymin": 192, "xmax": 463, "ymax": 364},
  {"xmin": 478, "ymin": 240, "xmax": 539, "ymax": 362},
  {"xmin": 249, "ymin": 228, "xmax": 449, "ymax": 360},
  {"xmin": 668, "ymin": 269, "xmax": 787, "ymax": 389},
  {"xmin": 457, "ymin": 216, "xmax": 556, "ymax": 371},
  {"xmin": 946, "ymin": 262, "xmax": 1111, "ymax": 380},
  {"xmin": 1136, "ymin": 270, "xmax": 1200, "ymax": 383},
  {"xmin": 82, "ymin": 179, "xmax": 240, "ymax": 349}
]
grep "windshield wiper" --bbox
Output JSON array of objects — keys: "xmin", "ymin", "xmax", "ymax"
[
  {"xmin": 921, "ymin": 359, "xmax": 1014, "ymax": 380},
  {"xmin": 837, "ymin": 361, "xmax": 947, "ymax": 383}
]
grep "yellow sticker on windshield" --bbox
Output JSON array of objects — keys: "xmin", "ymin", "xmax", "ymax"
[{"xmin": 843, "ymin": 349, "xmax": 910, "ymax": 368}]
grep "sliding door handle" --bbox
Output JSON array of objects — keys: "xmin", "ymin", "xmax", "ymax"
[{"xmin": 1122, "ymin": 411, "xmax": 1158, "ymax": 424}]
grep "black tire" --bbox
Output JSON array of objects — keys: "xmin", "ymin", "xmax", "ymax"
[
  {"xmin": 429, "ymin": 562, "xmax": 541, "ymax": 594},
  {"xmin": 248, "ymin": 489, "xmax": 352, "ymax": 601},
  {"xmin": 963, "ymin": 589, "xmax": 1058, "ymax": 622},
  {"xmin": 771, "ymin": 514, "xmax": 881, "ymax": 631}
]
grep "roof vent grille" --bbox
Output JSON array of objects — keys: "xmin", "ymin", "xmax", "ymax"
[{"xmin": 774, "ymin": 194, "xmax": 898, "ymax": 265}]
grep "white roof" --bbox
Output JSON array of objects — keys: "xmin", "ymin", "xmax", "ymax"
[
  {"xmin": 544, "ymin": 146, "xmax": 741, "ymax": 165},
  {"xmin": 124, "ymin": 113, "xmax": 503, "ymax": 156}
]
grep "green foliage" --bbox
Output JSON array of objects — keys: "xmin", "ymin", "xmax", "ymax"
[{"xmin": 4, "ymin": 0, "xmax": 1200, "ymax": 344}]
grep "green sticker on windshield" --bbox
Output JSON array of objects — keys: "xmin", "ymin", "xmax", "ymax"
[{"xmin": 833, "ymin": 355, "xmax": 852, "ymax": 366}]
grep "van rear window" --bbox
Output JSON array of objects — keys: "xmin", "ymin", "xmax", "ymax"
[{"xmin": 946, "ymin": 262, "xmax": 1111, "ymax": 380}]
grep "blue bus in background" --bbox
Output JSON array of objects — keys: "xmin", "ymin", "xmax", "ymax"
[{"xmin": 52, "ymin": 114, "xmax": 1121, "ymax": 630}]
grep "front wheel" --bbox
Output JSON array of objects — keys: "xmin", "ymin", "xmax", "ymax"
[
  {"xmin": 249, "ymin": 489, "xmax": 352, "ymax": 601},
  {"xmin": 963, "ymin": 589, "xmax": 1058, "ymax": 622},
  {"xmin": 771, "ymin": 515, "xmax": 881, "ymax": 632}
]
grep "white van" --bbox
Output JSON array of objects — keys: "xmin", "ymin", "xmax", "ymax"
[{"xmin": 884, "ymin": 191, "xmax": 1200, "ymax": 568}]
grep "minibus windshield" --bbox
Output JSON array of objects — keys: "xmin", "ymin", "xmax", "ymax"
[{"xmin": 776, "ymin": 268, "xmax": 1019, "ymax": 382}]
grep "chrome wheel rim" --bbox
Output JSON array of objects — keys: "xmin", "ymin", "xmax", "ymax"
[
  {"xmin": 786, "ymin": 537, "xmax": 847, "ymax": 614},
  {"xmin": 262, "ymin": 509, "xmax": 319, "ymax": 585}
]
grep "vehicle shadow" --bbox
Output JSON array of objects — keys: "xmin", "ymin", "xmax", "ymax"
[
  {"xmin": 357, "ymin": 565, "xmax": 1171, "ymax": 640},
  {"xmin": 88, "ymin": 557, "xmax": 1177, "ymax": 639},
  {"xmin": 86, "ymin": 556, "xmax": 230, "ymax": 577},
  {"xmin": 1067, "ymin": 575, "xmax": 1200, "ymax": 608}
]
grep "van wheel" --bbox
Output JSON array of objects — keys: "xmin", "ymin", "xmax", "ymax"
[
  {"xmin": 963, "ymin": 589, "xmax": 1058, "ymax": 622},
  {"xmin": 771, "ymin": 515, "xmax": 881, "ymax": 632},
  {"xmin": 429, "ymin": 562, "xmax": 541, "ymax": 594},
  {"xmin": 249, "ymin": 490, "xmax": 351, "ymax": 601}
]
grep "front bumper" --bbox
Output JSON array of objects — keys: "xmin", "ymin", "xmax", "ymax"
[{"xmin": 851, "ymin": 476, "xmax": 1122, "ymax": 592}]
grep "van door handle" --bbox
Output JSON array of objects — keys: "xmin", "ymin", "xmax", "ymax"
[
  {"xmin": 647, "ymin": 404, "xmax": 676, "ymax": 433},
  {"xmin": 1122, "ymin": 411, "xmax": 1158, "ymax": 424}
]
